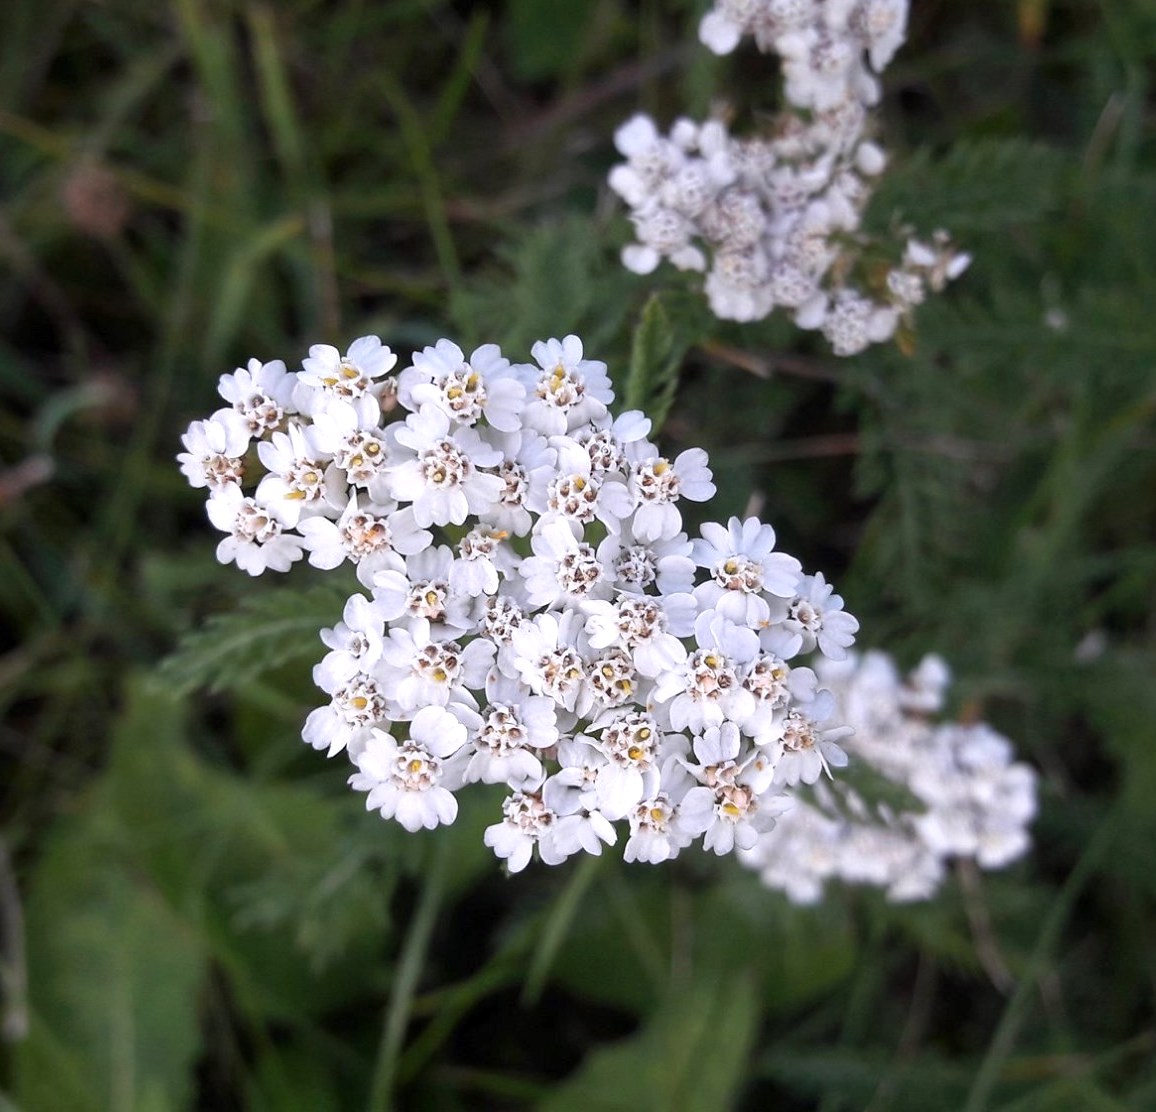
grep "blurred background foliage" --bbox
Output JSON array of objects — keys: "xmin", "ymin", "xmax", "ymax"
[{"xmin": 1, "ymin": 0, "xmax": 1155, "ymax": 1108}]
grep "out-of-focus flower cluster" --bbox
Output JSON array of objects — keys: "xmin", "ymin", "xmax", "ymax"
[
  {"xmin": 179, "ymin": 335, "xmax": 865, "ymax": 870},
  {"xmin": 739, "ymin": 650, "xmax": 1038, "ymax": 902},
  {"xmin": 608, "ymin": 0, "xmax": 970, "ymax": 351}
]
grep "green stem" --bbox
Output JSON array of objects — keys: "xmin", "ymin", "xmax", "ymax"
[
  {"xmin": 367, "ymin": 837, "xmax": 450, "ymax": 1112},
  {"xmin": 962, "ymin": 807, "xmax": 1121, "ymax": 1112}
]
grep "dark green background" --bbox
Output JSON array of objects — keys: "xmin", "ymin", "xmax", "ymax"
[{"xmin": 2, "ymin": 1, "xmax": 1155, "ymax": 1107}]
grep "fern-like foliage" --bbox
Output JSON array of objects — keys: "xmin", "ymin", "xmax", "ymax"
[
  {"xmin": 449, "ymin": 215, "xmax": 636, "ymax": 355},
  {"xmin": 159, "ymin": 586, "xmax": 347, "ymax": 696},
  {"xmin": 623, "ymin": 289, "xmax": 712, "ymax": 435},
  {"xmin": 866, "ymin": 138, "xmax": 1071, "ymax": 235}
]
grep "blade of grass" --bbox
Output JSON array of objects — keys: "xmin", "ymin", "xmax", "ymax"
[
  {"xmin": 963, "ymin": 807, "xmax": 1122, "ymax": 1112},
  {"xmin": 368, "ymin": 837, "xmax": 450, "ymax": 1112},
  {"xmin": 521, "ymin": 851, "xmax": 604, "ymax": 1007},
  {"xmin": 378, "ymin": 69, "xmax": 463, "ymax": 296}
]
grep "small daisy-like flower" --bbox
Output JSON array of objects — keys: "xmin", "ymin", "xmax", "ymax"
[
  {"xmin": 769, "ymin": 689, "xmax": 852, "ymax": 786},
  {"xmin": 205, "ymin": 483, "xmax": 304, "ymax": 575},
  {"xmin": 379, "ymin": 618, "xmax": 494, "ymax": 714},
  {"xmin": 692, "ymin": 517, "xmax": 803, "ymax": 626},
  {"xmin": 387, "ymin": 406, "xmax": 505, "ymax": 528},
  {"xmin": 484, "ymin": 791, "xmax": 566, "ymax": 871},
  {"xmin": 348, "ymin": 706, "xmax": 468, "ymax": 831},
  {"xmin": 399, "ymin": 339, "xmax": 526, "ymax": 431},
  {"xmin": 463, "ymin": 676, "xmax": 558, "ymax": 789},
  {"xmin": 314, "ymin": 592, "xmax": 389, "ymax": 689},
  {"xmin": 623, "ymin": 793, "xmax": 695, "ymax": 863},
  {"xmin": 255, "ymin": 424, "xmax": 345, "ymax": 529},
  {"xmin": 178, "ymin": 411, "xmax": 250, "ymax": 490},
  {"xmin": 520, "ymin": 518, "xmax": 610, "ymax": 610},
  {"xmin": 217, "ymin": 357, "xmax": 296, "ymax": 436},
  {"xmin": 520, "ymin": 335, "xmax": 614, "ymax": 435},
  {"xmin": 627, "ymin": 448, "xmax": 715, "ymax": 542},
  {"xmin": 777, "ymin": 571, "xmax": 860, "ymax": 661},
  {"xmin": 508, "ymin": 610, "xmax": 593, "ymax": 717},
  {"xmin": 298, "ymin": 492, "xmax": 429, "ymax": 585},
  {"xmin": 297, "ymin": 335, "xmax": 398, "ymax": 423},
  {"xmin": 302, "ymin": 672, "xmax": 392, "ymax": 758}
]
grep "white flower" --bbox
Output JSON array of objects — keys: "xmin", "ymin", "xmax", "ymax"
[
  {"xmin": 650, "ymin": 612, "xmax": 759, "ymax": 732},
  {"xmin": 298, "ymin": 491, "xmax": 429, "ymax": 584},
  {"xmin": 254, "ymin": 424, "xmax": 345, "ymax": 529},
  {"xmin": 609, "ymin": 1, "xmax": 958, "ymax": 352},
  {"xmin": 386, "ymin": 405, "xmax": 504, "ymax": 528},
  {"xmin": 692, "ymin": 516, "xmax": 803, "ymax": 626},
  {"xmin": 177, "ymin": 411, "xmax": 250, "ymax": 490},
  {"xmin": 205, "ymin": 483, "xmax": 304, "ymax": 575},
  {"xmin": 623, "ymin": 793, "xmax": 695, "ymax": 863},
  {"xmin": 372, "ymin": 546, "xmax": 476, "ymax": 634},
  {"xmin": 777, "ymin": 572, "xmax": 859, "ymax": 660},
  {"xmin": 297, "ymin": 335, "xmax": 398, "ymax": 424},
  {"xmin": 626, "ymin": 448, "xmax": 715, "ymax": 543},
  {"xmin": 398, "ymin": 339, "xmax": 525, "ymax": 431},
  {"xmin": 302, "ymin": 672, "xmax": 391, "ymax": 758},
  {"xmin": 767, "ymin": 689, "xmax": 852, "ymax": 786},
  {"xmin": 217, "ymin": 357, "xmax": 296, "ymax": 436},
  {"xmin": 581, "ymin": 594, "xmax": 690, "ymax": 678},
  {"xmin": 349, "ymin": 706, "xmax": 468, "ymax": 831},
  {"xmin": 484, "ymin": 791, "xmax": 566, "ymax": 871},
  {"xmin": 463, "ymin": 676, "xmax": 559, "ymax": 789},
  {"xmin": 450, "ymin": 526, "xmax": 518, "ymax": 597},
  {"xmin": 596, "ymin": 526, "xmax": 697, "ymax": 597},
  {"xmin": 378, "ymin": 618, "xmax": 494, "ymax": 714},
  {"xmin": 679, "ymin": 724, "xmax": 783, "ymax": 853},
  {"xmin": 520, "ymin": 517, "xmax": 610, "ymax": 610},
  {"xmin": 519, "ymin": 335, "xmax": 614, "ymax": 435},
  {"xmin": 508, "ymin": 610, "xmax": 593, "ymax": 718},
  {"xmin": 477, "ymin": 428, "xmax": 557, "ymax": 536},
  {"xmin": 185, "ymin": 329, "xmax": 880, "ymax": 876},
  {"xmin": 314, "ymin": 592, "xmax": 389, "ymax": 690}
]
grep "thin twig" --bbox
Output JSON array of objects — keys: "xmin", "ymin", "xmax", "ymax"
[
  {"xmin": 698, "ymin": 338, "xmax": 843, "ymax": 383},
  {"xmin": 957, "ymin": 858, "xmax": 1015, "ymax": 995}
]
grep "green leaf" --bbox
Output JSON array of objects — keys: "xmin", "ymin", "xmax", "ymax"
[
  {"xmin": 623, "ymin": 293, "xmax": 689, "ymax": 435},
  {"xmin": 541, "ymin": 975, "xmax": 758, "ymax": 1112},
  {"xmin": 159, "ymin": 585, "xmax": 346, "ymax": 695},
  {"xmin": 866, "ymin": 138, "xmax": 1070, "ymax": 235},
  {"xmin": 449, "ymin": 215, "xmax": 634, "ymax": 355},
  {"xmin": 14, "ymin": 804, "xmax": 206, "ymax": 1112}
]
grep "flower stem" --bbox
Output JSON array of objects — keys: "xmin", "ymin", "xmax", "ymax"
[{"xmin": 367, "ymin": 838, "xmax": 450, "ymax": 1112}]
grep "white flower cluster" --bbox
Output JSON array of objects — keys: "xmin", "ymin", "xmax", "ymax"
[
  {"xmin": 739, "ymin": 650, "xmax": 1038, "ymax": 903},
  {"xmin": 608, "ymin": 0, "xmax": 970, "ymax": 350},
  {"xmin": 179, "ymin": 334, "xmax": 865, "ymax": 871}
]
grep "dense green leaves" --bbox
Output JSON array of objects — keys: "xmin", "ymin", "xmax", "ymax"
[
  {"xmin": 542, "ymin": 976, "xmax": 758, "ymax": 1112},
  {"xmin": 3, "ymin": 0, "xmax": 1156, "ymax": 1108},
  {"xmin": 159, "ymin": 586, "xmax": 346, "ymax": 695}
]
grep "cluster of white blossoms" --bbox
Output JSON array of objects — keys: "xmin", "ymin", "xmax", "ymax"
[
  {"xmin": 179, "ymin": 334, "xmax": 869, "ymax": 870},
  {"xmin": 608, "ymin": 0, "xmax": 970, "ymax": 351},
  {"xmin": 739, "ymin": 650, "xmax": 1038, "ymax": 903}
]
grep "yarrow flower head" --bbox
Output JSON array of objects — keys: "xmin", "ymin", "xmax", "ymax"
[
  {"xmin": 180, "ymin": 332, "xmax": 878, "ymax": 874},
  {"xmin": 737, "ymin": 649, "xmax": 1038, "ymax": 903},
  {"xmin": 608, "ymin": 0, "xmax": 970, "ymax": 350}
]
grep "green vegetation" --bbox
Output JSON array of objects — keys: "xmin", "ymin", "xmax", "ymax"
[{"xmin": 2, "ymin": 1, "xmax": 1154, "ymax": 1108}]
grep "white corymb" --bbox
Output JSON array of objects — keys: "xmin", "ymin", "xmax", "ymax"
[
  {"xmin": 739, "ymin": 651, "xmax": 1037, "ymax": 902},
  {"xmin": 610, "ymin": 0, "xmax": 968, "ymax": 351},
  {"xmin": 182, "ymin": 332, "xmax": 896, "ymax": 870}
]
